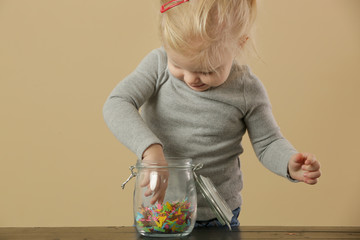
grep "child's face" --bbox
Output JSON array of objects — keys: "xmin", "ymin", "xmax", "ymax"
[{"xmin": 166, "ymin": 47, "xmax": 235, "ymax": 92}]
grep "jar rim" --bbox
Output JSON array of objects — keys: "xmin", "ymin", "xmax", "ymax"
[{"xmin": 136, "ymin": 157, "xmax": 193, "ymax": 169}]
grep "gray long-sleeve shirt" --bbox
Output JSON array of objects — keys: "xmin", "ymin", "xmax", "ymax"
[{"xmin": 103, "ymin": 48, "xmax": 297, "ymax": 220}]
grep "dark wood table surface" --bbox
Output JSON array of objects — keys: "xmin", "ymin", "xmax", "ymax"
[{"xmin": 1, "ymin": 226, "xmax": 359, "ymax": 240}]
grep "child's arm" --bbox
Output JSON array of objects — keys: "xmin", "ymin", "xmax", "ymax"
[
  {"xmin": 288, "ymin": 153, "xmax": 321, "ymax": 184},
  {"xmin": 243, "ymin": 68, "xmax": 321, "ymax": 183},
  {"xmin": 103, "ymin": 49, "xmax": 165, "ymax": 160},
  {"xmin": 103, "ymin": 49, "xmax": 169, "ymax": 204}
]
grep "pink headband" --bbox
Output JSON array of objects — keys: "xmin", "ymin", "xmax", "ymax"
[{"xmin": 161, "ymin": 0, "xmax": 190, "ymax": 13}]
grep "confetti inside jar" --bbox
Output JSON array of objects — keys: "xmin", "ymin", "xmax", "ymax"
[
  {"xmin": 136, "ymin": 199, "xmax": 195, "ymax": 235},
  {"xmin": 132, "ymin": 158, "xmax": 198, "ymax": 237}
]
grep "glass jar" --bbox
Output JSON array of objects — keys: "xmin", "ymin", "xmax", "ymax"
[{"xmin": 131, "ymin": 158, "xmax": 197, "ymax": 237}]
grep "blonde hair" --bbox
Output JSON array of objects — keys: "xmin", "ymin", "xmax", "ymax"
[{"xmin": 159, "ymin": 0, "xmax": 257, "ymax": 71}]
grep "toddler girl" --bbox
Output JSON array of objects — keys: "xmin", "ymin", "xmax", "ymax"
[{"xmin": 103, "ymin": 0, "xmax": 321, "ymax": 227}]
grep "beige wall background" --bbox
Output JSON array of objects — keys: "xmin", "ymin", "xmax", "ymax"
[{"xmin": 0, "ymin": 0, "xmax": 359, "ymax": 227}]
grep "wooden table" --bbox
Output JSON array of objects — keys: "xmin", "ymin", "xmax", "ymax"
[{"xmin": 0, "ymin": 226, "xmax": 359, "ymax": 240}]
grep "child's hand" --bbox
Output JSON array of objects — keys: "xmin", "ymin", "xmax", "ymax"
[
  {"xmin": 288, "ymin": 153, "xmax": 321, "ymax": 184},
  {"xmin": 140, "ymin": 144, "xmax": 169, "ymax": 205}
]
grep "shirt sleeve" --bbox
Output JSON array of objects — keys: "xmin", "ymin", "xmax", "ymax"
[
  {"xmin": 103, "ymin": 49, "xmax": 166, "ymax": 160},
  {"xmin": 243, "ymin": 68, "xmax": 298, "ymax": 180}
]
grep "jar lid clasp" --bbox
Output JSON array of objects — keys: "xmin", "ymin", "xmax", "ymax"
[{"xmin": 121, "ymin": 165, "xmax": 137, "ymax": 189}]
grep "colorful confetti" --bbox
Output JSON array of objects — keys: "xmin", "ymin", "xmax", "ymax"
[{"xmin": 136, "ymin": 198, "xmax": 194, "ymax": 234}]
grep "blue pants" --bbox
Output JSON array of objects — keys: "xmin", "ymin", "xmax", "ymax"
[{"xmin": 194, "ymin": 207, "xmax": 240, "ymax": 228}]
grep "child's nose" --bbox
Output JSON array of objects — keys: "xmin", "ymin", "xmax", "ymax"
[{"xmin": 184, "ymin": 72, "xmax": 200, "ymax": 84}]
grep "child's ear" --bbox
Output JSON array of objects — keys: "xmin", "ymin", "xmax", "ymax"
[{"xmin": 238, "ymin": 36, "xmax": 249, "ymax": 48}]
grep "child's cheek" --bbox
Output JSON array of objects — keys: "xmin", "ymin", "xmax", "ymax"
[{"xmin": 169, "ymin": 67, "xmax": 183, "ymax": 81}]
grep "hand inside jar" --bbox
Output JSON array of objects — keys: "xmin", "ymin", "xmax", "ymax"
[{"xmin": 140, "ymin": 144, "xmax": 169, "ymax": 205}]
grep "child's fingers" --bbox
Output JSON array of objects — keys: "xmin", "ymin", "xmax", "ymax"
[
  {"xmin": 302, "ymin": 160, "xmax": 320, "ymax": 171},
  {"xmin": 292, "ymin": 153, "xmax": 306, "ymax": 164},
  {"xmin": 150, "ymin": 170, "xmax": 169, "ymax": 192},
  {"xmin": 289, "ymin": 152, "xmax": 321, "ymax": 184},
  {"xmin": 304, "ymin": 170, "xmax": 321, "ymax": 180},
  {"xmin": 157, "ymin": 181, "xmax": 168, "ymax": 204},
  {"xmin": 146, "ymin": 170, "xmax": 169, "ymax": 204},
  {"xmin": 144, "ymin": 187, "xmax": 153, "ymax": 197},
  {"xmin": 140, "ymin": 170, "xmax": 150, "ymax": 187},
  {"xmin": 304, "ymin": 170, "xmax": 320, "ymax": 184},
  {"xmin": 304, "ymin": 177, "xmax": 318, "ymax": 185},
  {"xmin": 150, "ymin": 183, "xmax": 167, "ymax": 205},
  {"xmin": 301, "ymin": 153, "xmax": 319, "ymax": 168}
]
